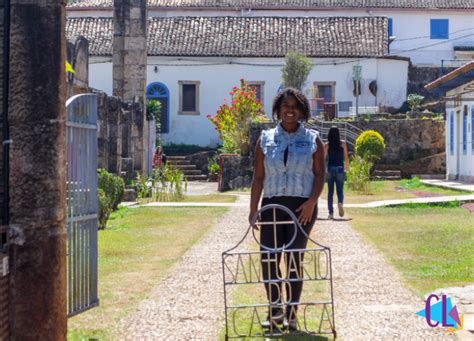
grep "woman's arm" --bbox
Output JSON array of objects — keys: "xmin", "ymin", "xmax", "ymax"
[
  {"xmin": 296, "ymin": 137, "xmax": 325, "ymax": 225},
  {"xmin": 343, "ymin": 141, "xmax": 349, "ymax": 172},
  {"xmin": 249, "ymin": 137, "xmax": 265, "ymax": 225}
]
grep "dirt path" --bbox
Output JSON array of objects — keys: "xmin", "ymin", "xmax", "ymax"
[
  {"xmin": 315, "ymin": 205, "xmax": 453, "ymax": 340},
  {"xmin": 120, "ymin": 195, "xmax": 250, "ymax": 340}
]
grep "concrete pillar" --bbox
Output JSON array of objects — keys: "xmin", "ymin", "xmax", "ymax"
[
  {"xmin": 8, "ymin": 0, "xmax": 67, "ymax": 339},
  {"xmin": 113, "ymin": 0, "xmax": 148, "ymax": 173}
]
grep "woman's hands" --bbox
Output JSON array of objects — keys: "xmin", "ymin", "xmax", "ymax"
[{"xmin": 295, "ymin": 198, "xmax": 317, "ymax": 226}]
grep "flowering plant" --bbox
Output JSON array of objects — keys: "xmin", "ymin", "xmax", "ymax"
[{"xmin": 207, "ymin": 79, "xmax": 267, "ymax": 154}]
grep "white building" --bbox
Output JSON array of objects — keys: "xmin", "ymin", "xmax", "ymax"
[
  {"xmin": 67, "ymin": 0, "xmax": 474, "ymax": 66},
  {"xmin": 426, "ymin": 62, "xmax": 474, "ymax": 183},
  {"xmin": 67, "ymin": 16, "xmax": 409, "ymax": 146}
]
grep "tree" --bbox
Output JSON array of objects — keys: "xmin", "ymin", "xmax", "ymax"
[{"xmin": 281, "ymin": 51, "xmax": 313, "ymax": 90}]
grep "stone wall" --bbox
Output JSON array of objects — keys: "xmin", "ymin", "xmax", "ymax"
[
  {"xmin": 219, "ymin": 155, "xmax": 252, "ymax": 192},
  {"xmin": 94, "ymin": 89, "xmax": 148, "ymax": 180},
  {"xmin": 188, "ymin": 151, "xmax": 216, "ymax": 176},
  {"xmin": 247, "ymin": 119, "xmax": 445, "ymax": 177},
  {"xmin": 408, "ymin": 64, "xmax": 456, "ymax": 111},
  {"xmin": 67, "ymin": 36, "xmax": 89, "ymax": 98}
]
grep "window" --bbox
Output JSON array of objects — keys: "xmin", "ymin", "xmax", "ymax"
[
  {"xmin": 472, "ymin": 106, "xmax": 474, "ymax": 153},
  {"xmin": 314, "ymin": 82, "xmax": 336, "ymax": 103},
  {"xmin": 431, "ymin": 19, "xmax": 449, "ymax": 39},
  {"xmin": 463, "ymin": 107, "xmax": 468, "ymax": 154},
  {"xmin": 247, "ymin": 81, "xmax": 265, "ymax": 105},
  {"xmin": 388, "ymin": 18, "xmax": 393, "ymax": 37},
  {"xmin": 146, "ymin": 82, "xmax": 170, "ymax": 133},
  {"xmin": 449, "ymin": 111, "xmax": 454, "ymax": 155},
  {"xmin": 178, "ymin": 81, "xmax": 200, "ymax": 115}
]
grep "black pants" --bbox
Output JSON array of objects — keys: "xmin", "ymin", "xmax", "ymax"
[{"xmin": 260, "ymin": 196, "xmax": 318, "ymax": 318}]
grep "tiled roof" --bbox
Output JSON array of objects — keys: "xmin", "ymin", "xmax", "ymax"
[
  {"xmin": 67, "ymin": 0, "xmax": 474, "ymax": 10},
  {"xmin": 66, "ymin": 18, "xmax": 113, "ymax": 56},
  {"xmin": 66, "ymin": 16, "xmax": 388, "ymax": 57}
]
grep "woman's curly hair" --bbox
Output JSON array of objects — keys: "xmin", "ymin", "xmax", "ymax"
[{"xmin": 272, "ymin": 88, "xmax": 311, "ymax": 122}]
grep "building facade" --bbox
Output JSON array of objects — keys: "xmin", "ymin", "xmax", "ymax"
[
  {"xmin": 426, "ymin": 62, "xmax": 474, "ymax": 182},
  {"xmin": 67, "ymin": 16, "xmax": 409, "ymax": 146},
  {"xmin": 67, "ymin": 0, "xmax": 474, "ymax": 66}
]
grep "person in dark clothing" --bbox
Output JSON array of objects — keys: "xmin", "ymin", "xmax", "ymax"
[
  {"xmin": 249, "ymin": 88, "xmax": 325, "ymax": 330},
  {"xmin": 324, "ymin": 126, "xmax": 349, "ymax": 219}
]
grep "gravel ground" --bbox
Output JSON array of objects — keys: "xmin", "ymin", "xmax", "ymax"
[
  {"xmin": 315, "ymin": 208, "xmax": 454, "ymax": 340},
  {"xmin": 120, "ymin": 194, "xmax": 250, "ymax": 340},
  {"xmin": 120, "ymin": 196, "xmax": 455, "ymax": 340}
]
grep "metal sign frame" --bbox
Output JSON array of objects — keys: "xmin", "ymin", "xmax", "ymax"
[{"xmin": 222, "ymin": 204, "xmax": 336, "ymax": 339}]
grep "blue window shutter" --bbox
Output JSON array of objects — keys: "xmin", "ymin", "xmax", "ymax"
[
  {"xmin": 431, "ymin": 19, "xmax": 449, "ymax": 39},
  {"xmin": 472, "ymin": 107, "xmax": 474, "ymax": 152},
  {"xmin": 450, "ymin": 111, "xmax": 454, "ymax": 155},
  {"xmin": 463, "ymin": 112, "xmax": 467, "ymax": 154},
  {"xmin": 388, "ymin": 18, "xmax": 393, "ymax": 37}
]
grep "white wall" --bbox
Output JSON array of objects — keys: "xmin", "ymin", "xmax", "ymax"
[
  {"xmin": 88, "ymin": 56, "xmax": 408, "ymax": 146},
  {"xmin": 445, "ymin": 90, "xmax": 474, "ymax": 182}
]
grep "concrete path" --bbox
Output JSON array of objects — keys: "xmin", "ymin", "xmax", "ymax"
[{"xmin": 421, "ymin": 179, "xmax": 474, "ymax": 193}]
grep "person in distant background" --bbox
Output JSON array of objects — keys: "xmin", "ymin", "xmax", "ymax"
[
  {"xmin": 153, "ymin": 145, "xmax": 164, "ymax": 169},
  {"xmin": 324, "ymin": 127, "xmax": 349, "ymax": 219}
]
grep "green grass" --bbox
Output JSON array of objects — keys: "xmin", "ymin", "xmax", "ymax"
[
  {"xmin": 321, "ymin": 180, "xmax": 469, "ymax": 204},
  {"xmin": 68, "ymin": 206, "xmax": 229, "ymax": 340},
  {"xmin": 399, "ymin": 177, "xmax": 468, "ymax": 196},
  {"xmin": 183, "ymin": 194, "xmax": 237, "ymax": 203},
  {"xmin": 348, "ymin": 206, "xmax": 474, "ymax": 296}
]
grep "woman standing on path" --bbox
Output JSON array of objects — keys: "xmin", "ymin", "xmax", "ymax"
[
  {"xmin": 324, "ymin": 126, "xmax": 349, "ymax": 219},
  {"xmin": 248, "ymin": 88, "xmax": 325, "ymax": 330}
]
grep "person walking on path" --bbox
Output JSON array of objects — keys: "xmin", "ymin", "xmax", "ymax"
[
  {"xmin": 249, "ymin": 88, "xmax": 325, "ymax": 330},
  {"xmin": 324, "ymin": 126, "xmax": 349, "ymax": 220}
]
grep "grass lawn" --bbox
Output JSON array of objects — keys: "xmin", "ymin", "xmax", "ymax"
[
  {"xmin": 183, "ymin": 194, "xmax": 237, "ymax": 203},
  {"xmin": 68, "ymin": 206, "xmax": 229, "ymax": 340},
  {"xmin": 321, "ymin": 180, "xmax": 469, "ymax": 204},
  {"xmin": 348, "ymin": 205, "xmax": 474, "ymax": 296}
]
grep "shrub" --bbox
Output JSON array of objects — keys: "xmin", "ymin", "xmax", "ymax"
[
  {"xmin": 207, "ymin": 79, "xmax": 266, "ymax": 154},
  {"xmin": 281, "ymin": 51, "xmax": 313, "ymax": 90},
  {"xmin": 407, "ymin": 93, "xmax": 424, "ymax": 112},
  {"xmin": 97, "ymin": 169, "xmax": 125, "ymax": 229},
  {"xmin": 355, "ymin": 130, "xmax": 386, "ymax": 161},
  {"xmin": 98, "ymin": 169, "xmax": 125, "ymax": 211},
  {"xmin": 346, "ymin": 155, "xmax": 373, "ymax": 194},
  {"xmin": 208, "ymin": 154, "xmax": 220, "ymax": 175},
  {"xmin": 135, "ymin": 165, "xmax": 187, "ymax": 203},
  {"xmin": 98, "ymin": 188, "xmax": 111, "ymax": 230}
]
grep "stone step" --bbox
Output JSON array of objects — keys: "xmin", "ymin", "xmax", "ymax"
[
  {"xmin": 167, "ymin": 159, "xmax": 191, "ymax": 166},
  {"xmin": 181, "ymin": 170, "xmax": 202, "ymax": 176},
  {"xmin": 185, "ymin": 174, "xmax": 208, "ymax": 181},
  {"xmin": 374, "ymin": 164, "xmax": 401, "ymax": 171},
  {"xmin": 167, "ymin": 156, "xmax": 187, "ymax": 160},
  {"xmin": 373, "ymin": 170, "xmax": 401, "ymax": 176},
  {"xmin": 373, "ymin": 175, "xmax": 401, "ymax": 181},
  {"xmin": 172, "ymin": 164, "xmax": 196, "ymax": 170}
]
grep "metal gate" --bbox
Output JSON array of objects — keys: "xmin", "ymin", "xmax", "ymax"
[{"xmin": 66, "ymin": 94, "xmax": 99, "ymax": 317}]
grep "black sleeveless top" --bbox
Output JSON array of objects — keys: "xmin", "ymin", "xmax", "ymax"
[{"xmin": 327, "ymin": 145, "xmax": 344, "ymax": 167}]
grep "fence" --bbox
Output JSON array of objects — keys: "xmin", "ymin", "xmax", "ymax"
[{"xmin": 66, "ymin": 94, "xmax": 99, "ymax": 317}]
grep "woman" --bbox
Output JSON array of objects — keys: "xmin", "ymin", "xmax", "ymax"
[
  {"xmin": 249, "ymin": 88, "xmax": 325, "ymax": 330},
  {"xmin": 324, "ymin": 127, "xmax": 349, "ymax": 219}
]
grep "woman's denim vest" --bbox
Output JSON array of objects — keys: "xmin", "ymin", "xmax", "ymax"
[{"xmin": 261, "ymin": 123, "xmax": 318, "ymax": 198}]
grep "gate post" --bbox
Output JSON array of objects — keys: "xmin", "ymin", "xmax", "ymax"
[{"xmin": 7, "ymin": 0, "xmax": 67, "ymax": 338}]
